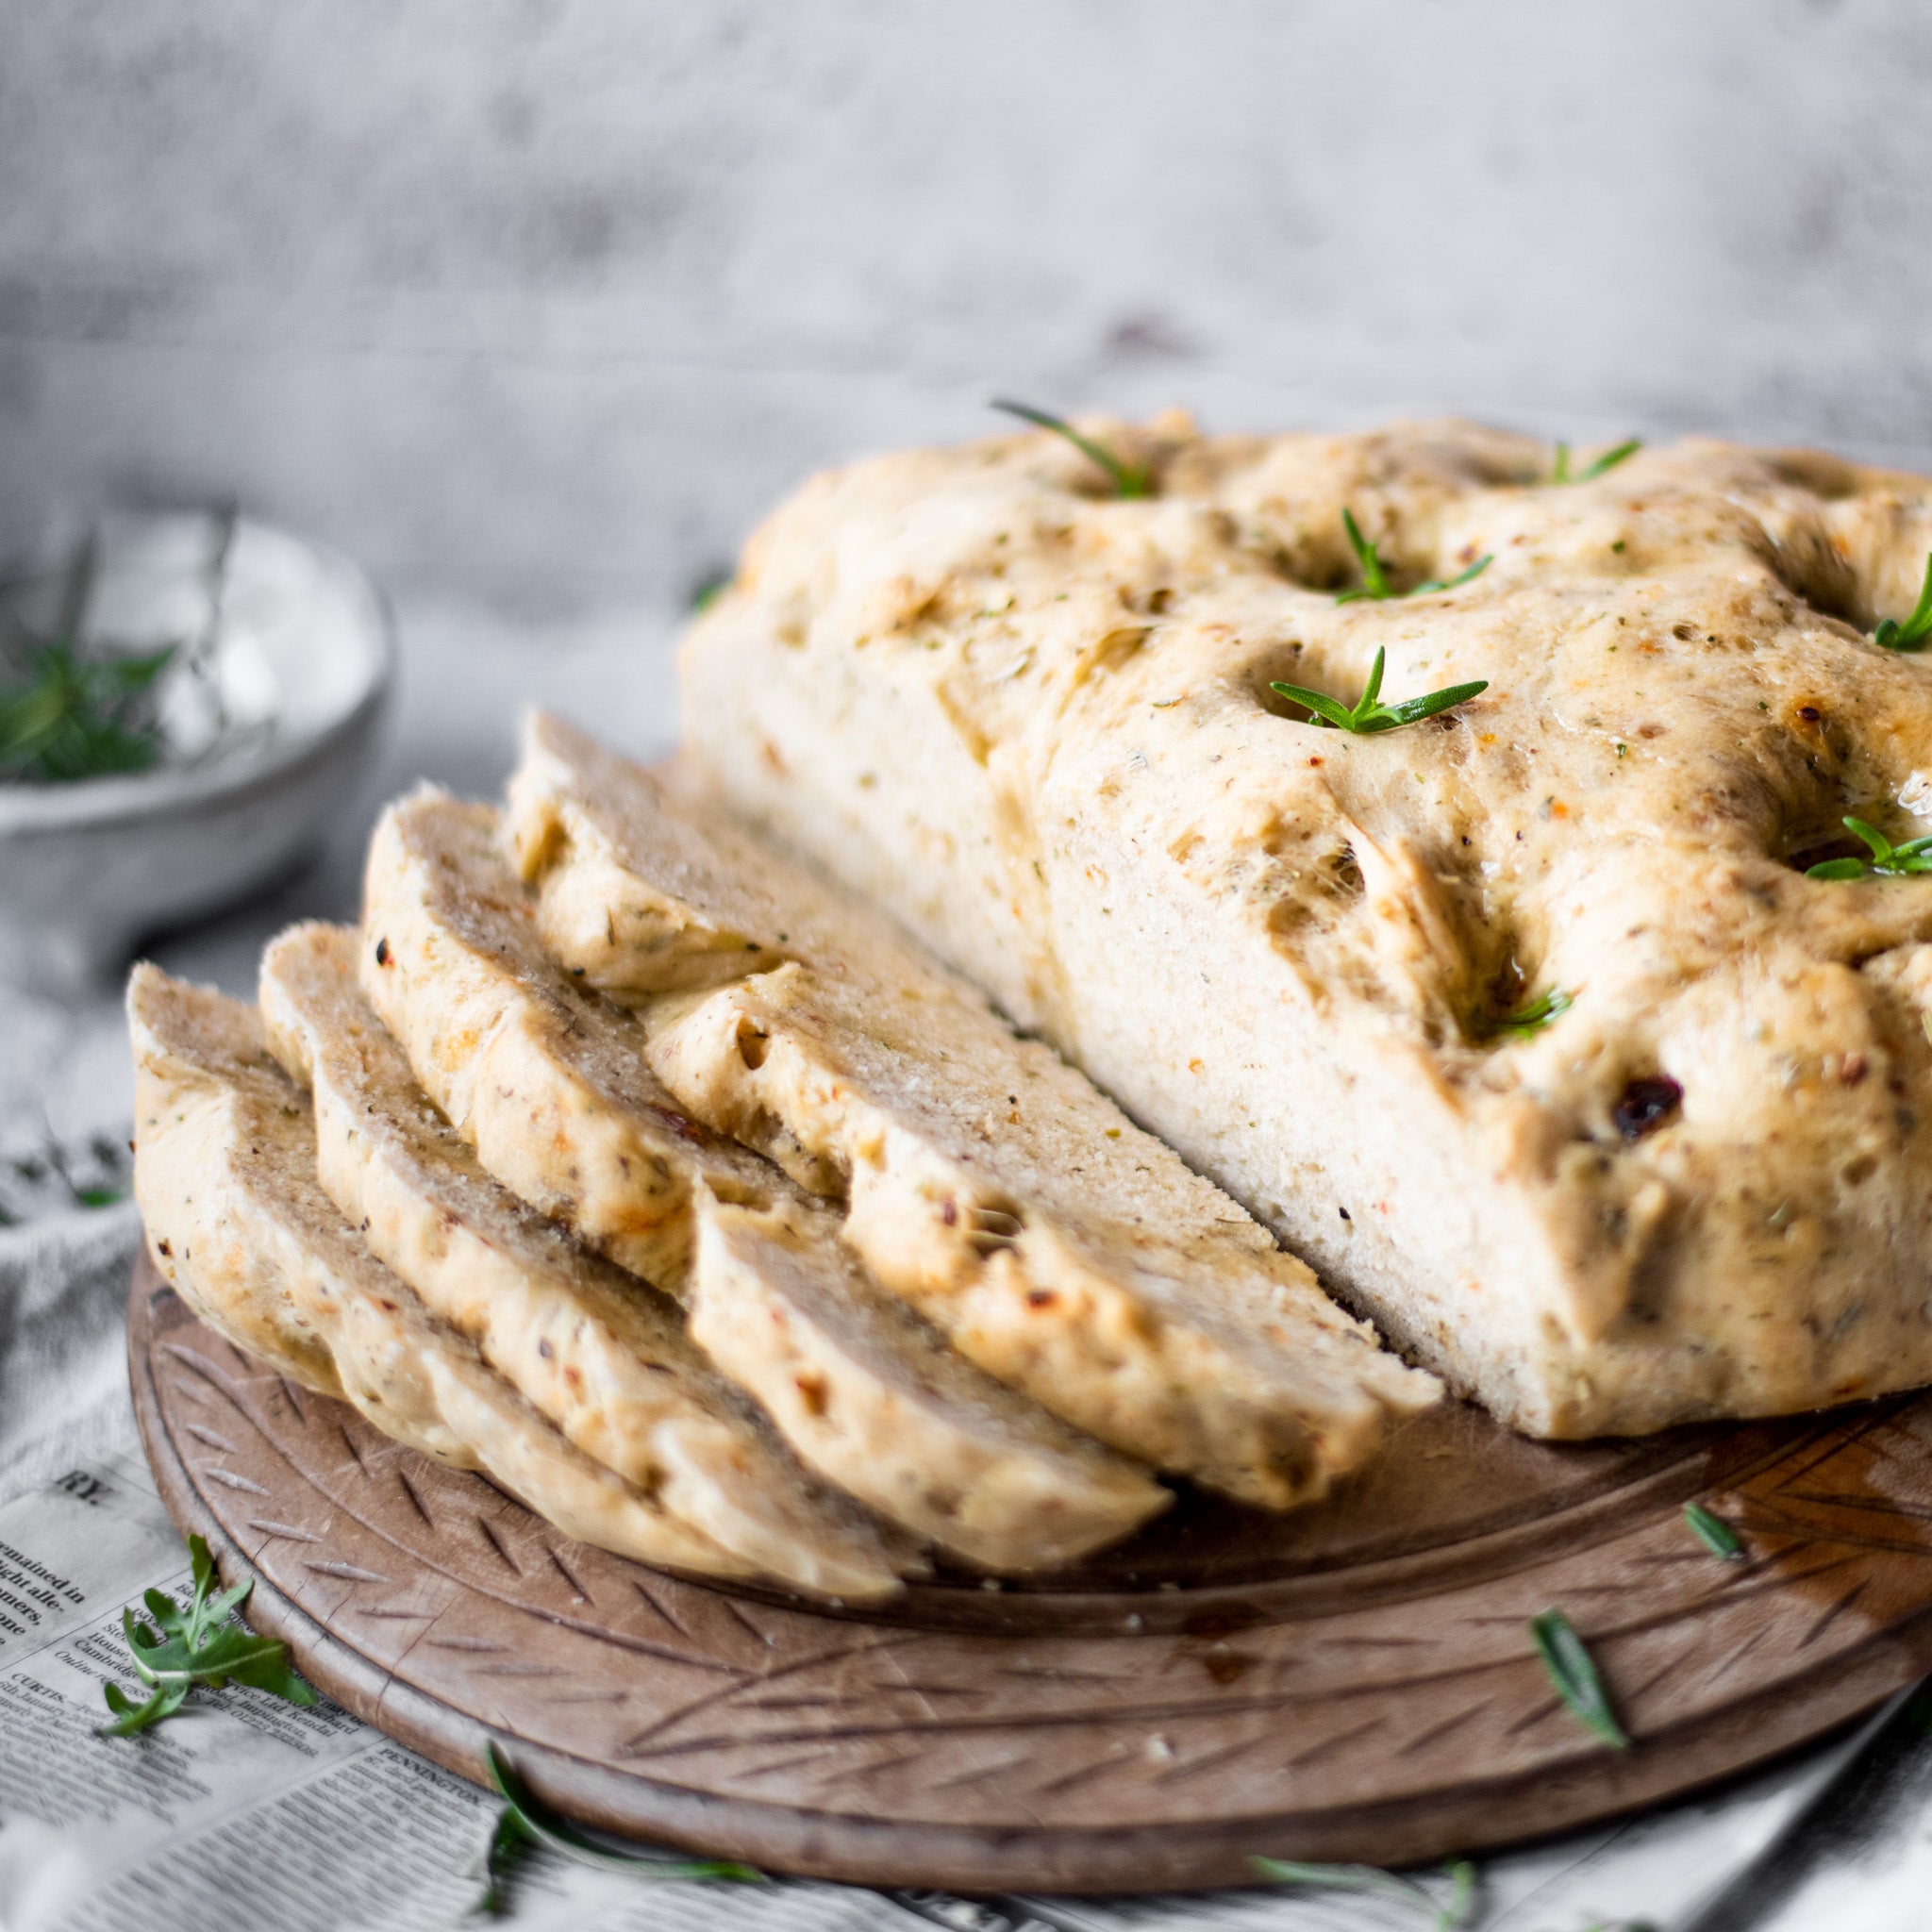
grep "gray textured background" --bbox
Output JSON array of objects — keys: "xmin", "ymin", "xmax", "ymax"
[{"xmin": 8, "ymin": 0, "xmax": 1932, "ymax": 623}]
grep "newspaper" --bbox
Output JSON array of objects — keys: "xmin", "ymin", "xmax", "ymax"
[{"xmin": 0, "ymin": 1446, "xmax": 1914, "ymax": 1932}]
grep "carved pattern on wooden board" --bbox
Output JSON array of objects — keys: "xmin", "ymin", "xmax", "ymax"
[{"xmin": 128, "ymin": 1256, "xmax": 1932, "ymax": 1893}]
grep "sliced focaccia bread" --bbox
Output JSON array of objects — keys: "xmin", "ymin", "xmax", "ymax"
[
  {"xmin": 127, "ymin": 964, "xmax": 753, "ymax": 1581},
  {"xmin": 359, "ymin": 791, "xmax": 1168, "ymax": 1566},
  {"xmin": 507, "ymin": 712, "xmax": 1439, "ymax": 1507},
  {"xmin": 677, "ymin": 418, "xmax": 1932, "ymax": 1435},
  {"xmin": 360, "ymin": 789, "xmax": 812, "ymax": 1289},
  {"xmin": 258, "ymin": 921, "xmax": 911, "ymax": 1601},
  {"xmin": 691, "ymin": 1191, "xmax": 1168, "ymax": 1570},
  {"xmin": 131, "ymin": 966, "xmax": 345, "ymax": 1401}
]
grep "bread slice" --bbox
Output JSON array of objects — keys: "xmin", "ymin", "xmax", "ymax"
[
  {"xmin": 130, "ymin": 965, "xmax": 345, "ymax": 1402},
  {"xmin": 507, "ymin": 713, "xmax": 1439, "ymax": 1507},
  {"xmin": 678, "ymin": 418, "xmax": 1932, "ymax": 1435},
  {"xmin": 360, "ymin": 791, "xmax": 1168, "ymax": 1566},
  {"xmin": 127, "ymin": 964, "xmax": 751, "ymax": 1580},
  {"xmin": 691, "ymin": 1191, "xmax": 1167, "ymax": 1569},
  {"xmin": 360, "ymin": 790, "xmax": 809, "ymax": 1289},
  {"xmin": 258, "ymin": 921, "xmax": 910, "ymax": 1600}
]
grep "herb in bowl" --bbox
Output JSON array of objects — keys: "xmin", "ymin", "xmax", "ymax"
[{"xmin": 0, "ymin": 538, "xmax": 174, "ymax": 782}]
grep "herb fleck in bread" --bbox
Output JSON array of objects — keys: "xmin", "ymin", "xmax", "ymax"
[
  {"xmin": 678, "ymin": 418, "xmax": 1932, "ymax": 1434},
  {"xmin": 508, "ymin": 713, "xmax": 1439, "ymax": 1506}
]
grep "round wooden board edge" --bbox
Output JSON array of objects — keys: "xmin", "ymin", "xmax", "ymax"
[{"xmin": 126, "ymin": 1258, "xmax": 1932, "ymax": 1895}]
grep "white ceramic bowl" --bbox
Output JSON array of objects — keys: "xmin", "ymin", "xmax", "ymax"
[{"xmin": 0, "ymin": 515, "xmax": 393, "ymax": 986}]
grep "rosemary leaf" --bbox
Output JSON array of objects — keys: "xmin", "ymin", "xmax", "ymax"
[
  {"xmin": 1684, "ymin": 1502, "xmax": 1746, "ymax": 1562},
  {"xmin": 472, "ymin": 1743, "xmax": 763, "ymax": 1915},
  {"xmin": 1272, "ymin": 647, "xmax": 1489, "ymax": 736},
  {"xmin": 1553, "ymin": 438, "xmax": 1642, "ymax": 484},
  {"xmin": 471, "ymin": 1806, "xmax": 533, "ymax": 1916},
  {"xmin": 690, "ymin": 568, "xmax": 734, "ymax": 614},
  {"xmin": 1336, "ymin": 508, "xmax": 1492, "ymax": 603},
  {"xmin": 1874, "ymin": 551, "xmax": 1932, "ymax": 650},
  {"xmin": 991, "ymin": 399, "xmax": 1151, "ymax": 497},
  {"xmin": 1494, "ymin": 986, "xmax": 1573, "ymax": 1039},
  {"xmin": 1807, "ymin": 816, "xmax": 1932, "ymax": 881},
  {"xmin": 1252, "ymin": 1855, "xmax": 1478, "ymax": 1927},
  {"xmin": 1530, "ymin": 1608, "xmax": 1628, "ymax": 1749}
]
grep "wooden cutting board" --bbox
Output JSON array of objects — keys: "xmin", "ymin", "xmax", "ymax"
[{"xmin": 129, "ymin": 1252, "xmax": 1932, "ymax": 1894}]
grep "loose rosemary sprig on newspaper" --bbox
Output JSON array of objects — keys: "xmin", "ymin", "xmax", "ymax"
[
  {"xmin": 472, "ymin": 1742, "xmax": 763, "ymax": 1916},
  {"xmin": 1335, "ymin": 508, "xmax": 1491, "ymax": 604},
  {"xmin": 1271, "ymin": 646, "xmax": 1489, "ymax": 736},
  {"xmin": 991, "ymin": 398, "xmax": 1152, "ymax": 498},
  {"xmin": 1252, "ymin": 1855, "xmax": 1477, "ymax": 1927},
  {"xmin": 98, "ymin": 1534, "xmax": 314, "ymax": 1736}
]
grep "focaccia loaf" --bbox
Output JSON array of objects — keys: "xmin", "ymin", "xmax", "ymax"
[{"xmin": 679, "ymin": 416, "xmax": 1932, "ymax": 1435}]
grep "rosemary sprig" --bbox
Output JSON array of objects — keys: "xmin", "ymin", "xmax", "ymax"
[
  {"xmin": 1336, "ymin": 508, "xmax": 1491, "ymax": 604},
  {"xmin": 1684, "ymin": 1502, "xmax": 1746, "ymax": 1562},
  {"xmin": 1530, "ymin": 1608, "xmax": 1627, "ymax": 1749},
  {"xmin": 1272, "ymin": 646, "xmax": 1489, "ymax": 735},
  {"xmin": 2, "ymin": 1124, "xmax": 133, "ymax": 1224},
  {"xmin": 1806, "ymin": 816, "xmax": 1932, "ymax": 880},
  {"xmin": 98, "ymin": 1534, "xmax": 314, "ymax": 1736},
  {"xmin": 1494, "ymin": 986, "xmax": 1573, "ymax": 1039},
  {"xmin": 1874, "ymin": 551, "xmax": 1932, "ymax": 650},
  {"xmin": 990, "ymin": 399, "xmax": 1152, "ymax": 498},
  {"xmin": 472, "ymin": 1741, "xmax": 763, "ymax": 1915},
  {"xmin": 690, "ymin": 567, "xmax": 733, "ymax": 614},
  {"xmin": 1551, "ymin": 438, "xmax": 1642, "ymax": 484},
  {"xmin": 1, "ymin": 534, "xmax": 176, "ymax": 783},
  {"xmin": 1252, "ymin": 1857, "xmax": 1476, "ymax": 1928}
]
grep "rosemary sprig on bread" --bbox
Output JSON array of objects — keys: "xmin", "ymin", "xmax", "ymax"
[
  {"xmin": 1551, "ymin": 437, "xmax": 1641, "ymax": 483},
  {"xmin": 1874, "ymin": 551, "xmax": 1932, "ymax": 650},
  {"xmin": 991, "ymin": 398, "xmax": 1152, "ymax": 497},
  {"xmin": 1336, "ymin": 508, "xmax": 1491, "ymax": 603},
  {"xmin": 1271, "ymin": 645, "xmax": 1489, "ymax": 735}
]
